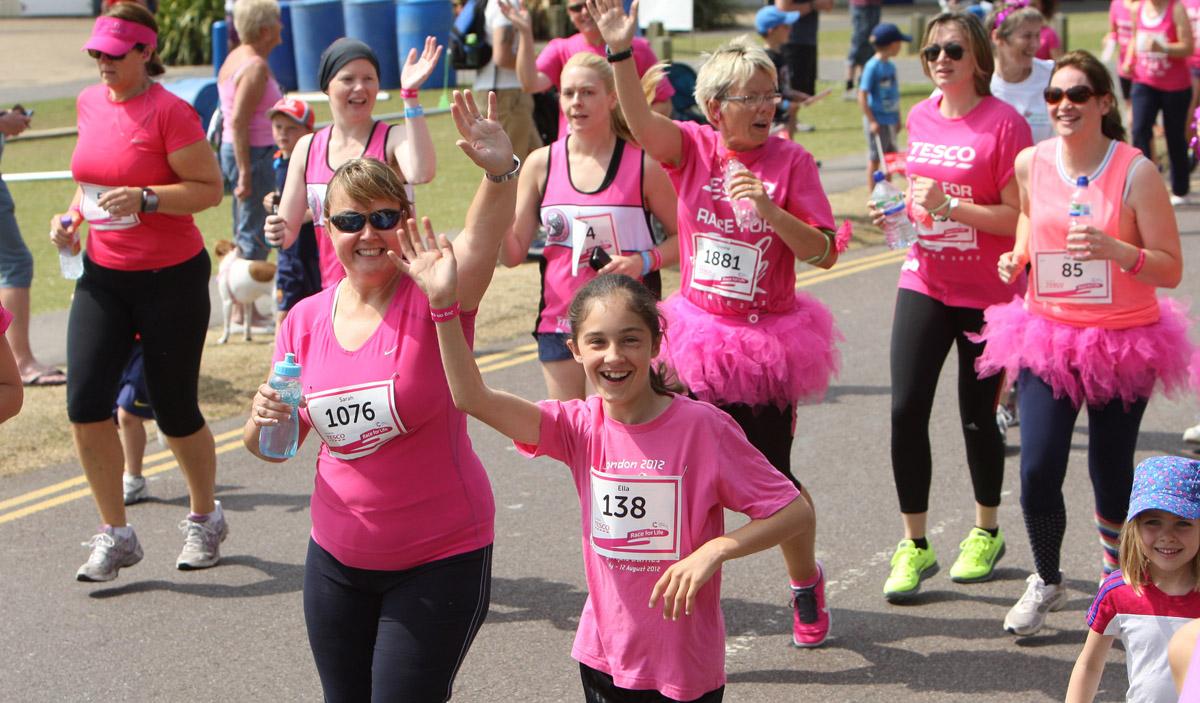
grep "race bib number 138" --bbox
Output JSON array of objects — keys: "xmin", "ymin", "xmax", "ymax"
[{"xmin": 589, "ymin": 469, "xmax": 681, "ymax": 561}]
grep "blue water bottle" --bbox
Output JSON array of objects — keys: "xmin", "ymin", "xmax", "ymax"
[{"xmin": 259, "ymin": 353, "xmax": 302, "ymax": 459}]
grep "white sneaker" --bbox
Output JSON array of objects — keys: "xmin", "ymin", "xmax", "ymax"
[
  {"xmin": 123, "ymin": 473, "xmax": 148, "ymax": 505},
  {"xmin": 1170, "ymin": 194, "xmax": 1189, "ymax": 207},
  {"xmin": 76, "ymin": 527, "xmax": 143, "ymax": 582},
  {"xmin": 996, "ymin": 405, "xmax": 1014, "ymax": 435},
  {"xmin": 1004, "ymin": 573, "xmax": 1068, "ymax": 635},
  {"xmin": 176, "ymin": 501, "xmax": 228, "ymax": 570},
  {"xmin": 1184, "ymin": 423, "xmax": 1200, "ymax": 444}
]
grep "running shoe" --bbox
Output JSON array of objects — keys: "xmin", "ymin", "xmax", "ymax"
[
  {"xmin": 949, "ymin": 527, "xmax": 1006, "ymax": 583},
  {"xmin": 123, "ymin": 473, "xmax": 148, "ymax": 505},
  {"xmin": 790, "ymin": 562, "xmax": 830, "ymax": 648},
  {"xmin": 1171, "ymin": 194, "xmax": 1190, "ymax": 208},
  {"xmin": 1003, "ymin": 573, "xmax": 1068, "ymax": 636},
  {"xmin": 1183, "ymin": 423, "xmax": 1200, "ymax": 444},
  {"xmin": 996, "ymin": 405, "xmax": 1015, "ymax": 435},
  {"xmin": 176, "ymin": 501, "xmax": 229, "ymax": 570},
  {"xmin": 883, "ymin": 539, "xmax": 939, "ymax": 603},
  {"xmin": 76, "ymin": 526, "xmax": 143, "ymax": 582}
]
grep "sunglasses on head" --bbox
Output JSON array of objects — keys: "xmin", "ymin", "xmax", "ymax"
[
  {"xmin": 921, "ymin": 41, "xmax": 965, "ymax": 62},
  {"xmin": 87, "ymin": 48, "xmax": 136, "ymax": 61},
  {"xmin": 1043, "ymin": 85, "xmax": 1103, "ymax": 105},
  {"xmin": 567, "ymin": 2, "xmax": 586, "ymax": 11},
  {"xmin": 328, "ymin": 208, "xmax": 403, "ymax": 233}
]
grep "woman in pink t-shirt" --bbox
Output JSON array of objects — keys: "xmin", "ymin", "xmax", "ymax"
[
  {"xmin": 400, "ymin": 243, "xmax": 810, "ymax": 700},
  {"xmin": 49, "ymin": 3, "xmax": 225, "ymax": 583},
  {"xmin": 593, "ymin": 0, "xmax": 843, "ymax": 648},
  {"xmin": 1034, "ymin": 0, "xmax": 1063, "ymax": 60},
  {"xmin": 973, "ymin": 51, "xmax": 1189, "ymax": 636},
  {"xmin": 0, "ymin": 302, "xmax": 21, "ymax": 423},
  {"xmin": 499, "ymin": 52, "xmax": 678, "ymax": 401},
  {"xmin": 245, "ymin": 92, "xmax": 518, "ymax": 701}
]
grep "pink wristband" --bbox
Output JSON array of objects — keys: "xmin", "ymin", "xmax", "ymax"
[
  {"xmin": 430, "ymin": 301, "xmax": 461, "ymax": 323},
  {"xmin": 650, "ymin": 247, "xmax": 663, "ymax": 272},
  {"xmin": 400, "ymin": 88, "xmax": 419, "ymax": 99},
  {"xmin": 1125, "ymin": 247, "xmax": 1147, "ymax": 276}
]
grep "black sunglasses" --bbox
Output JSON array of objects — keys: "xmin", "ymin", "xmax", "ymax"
[
  {"xmin": 328, "ymin": 209, "xmax": 403, "ymax": 233},
  {"xmin": 921, "ymin": 42, "xmax": 965, "ymax": 62},
  {"xmin": 1043, "ymin": 85, "xmax": 1103, "ymax": 105},
  {"xmin": 567, "ymin": 2, "xmax": 586, "ymax": 12},
  {"xmin": 87, "ymin": 48, "xmax": 134, "ymax": 61}
]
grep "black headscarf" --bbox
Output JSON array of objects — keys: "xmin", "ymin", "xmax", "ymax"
[{"xmin": 318, "ymin": 38, "xmax": 381, "ymax": 92}]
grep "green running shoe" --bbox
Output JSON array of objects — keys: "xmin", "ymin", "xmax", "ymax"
[
  {"xmin": 884, "ymin": 539, "xmax": 939, "ymax": 603},
  {"xmin": 949, "ymin": 527, "xmax": 1006, "ymax": 583}
]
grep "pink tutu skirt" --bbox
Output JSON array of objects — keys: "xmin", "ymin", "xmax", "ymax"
[
  {"xmin": 659, "ymin": 292, "xmax": 842, "ymax": 409},
  {"xmin": 973, "ymin": 296, "xmax": 1195, "ymax": 408}
]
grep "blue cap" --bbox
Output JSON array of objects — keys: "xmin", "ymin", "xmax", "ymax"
[
  {"xmin": 870, "ymin": 22, "xmax": 912, "ymax": 46},
  {"xmin": 1127, "ymin": 456, "xmax": 1200, "ymax": 521},
  {"xmin": 273, "ymin": 352, "xmax": 302, "ymax": 378},
  {"xmin": 756, "ymin": 6, "xmax": 801, "ymax": 34}
]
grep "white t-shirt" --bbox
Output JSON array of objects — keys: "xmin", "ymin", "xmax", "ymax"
[
  {"xmin": 991, "ymin": 58, "xmax": 1055, "ymax": 143},
  {"xmin": 472, "ymin": 0, "xmax": 523, "ymax": 92}
]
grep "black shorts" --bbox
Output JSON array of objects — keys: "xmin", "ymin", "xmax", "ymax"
[{"xmin": 782, "ymin": 43, "xmax": 818, "ymax": 97}]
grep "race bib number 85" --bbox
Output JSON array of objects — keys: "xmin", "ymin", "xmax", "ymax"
[{"xmin": 589, "ymin": 469, "xmax": 681, "ymax": 561}]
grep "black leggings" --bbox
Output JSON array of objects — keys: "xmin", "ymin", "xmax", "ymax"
[
  {"xmin": 1130, "ymin": 82, "xmax": 1192, "ymax": 197},
  {"xmin": 580, "ymin": 663, "xmax": 724, "ymax": 703},
  {"xmin": 66, "ymin": 249, "xmax": 210, "ymax": 436},
  {"xmin": 890, "ymin": 288, "xmax": 1005, "ymax": 515},
  {"xmin": 713, "ymin": 402, "xmax": 800, "ymax": 490},
  {"xmin": 303, "ymin": 539, "xmax": 492, "ymax": 703}
]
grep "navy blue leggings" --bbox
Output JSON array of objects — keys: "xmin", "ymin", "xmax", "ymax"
[
  {"xmin": 1130, "ymin": 82, "xmax": 1192, "ymax": 197},
  {"xmin": 303, "ymin": 539, "xmax": 492, "ymax": 703}
]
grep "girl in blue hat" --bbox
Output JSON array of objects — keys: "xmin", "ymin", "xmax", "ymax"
[{"xmin": 1066, "ymin": 455, "xmax": 1200, "ymax": 702}]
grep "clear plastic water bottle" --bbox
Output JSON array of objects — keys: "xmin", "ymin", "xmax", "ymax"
[
  {"xmin": 724, "ymin": 158, "xmax": 763, "ymax": 232},
  {"xmin": 57, "ymin": 215, "xmax": 83, "ymax": 280},
  {"xmin": 1068, "ymin": 176, "xmax": 1091, "ymax": 259},
  {"xmin": 259, "ymin": 353, "xmax": 303, "ymax": 459},
  {"xmin": 871, "ymin": 171, "xmax": 917, "ymax": 249}
]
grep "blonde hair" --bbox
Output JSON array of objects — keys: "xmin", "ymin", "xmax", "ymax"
[
  {"xmin": 693, "ymin": 35, "xmax": 778, "ymax": 123},
  {"xmin": 234, "ymin": 0, "xmax": 281, "ymax": 45},
  {"xmin": 562, "ymin": 52, "xmax": 661, "ymax": 144},
  {"xmin": 919, "ymin": 11, "xmax": 994, "ymax": 97},
  {"xmin": 1118, "ymin": 513, "xmax": 1200, "ymax": 596},
  {"xmin": 324, "ymin": 157, "xmax": 412, "ymax": 221}
]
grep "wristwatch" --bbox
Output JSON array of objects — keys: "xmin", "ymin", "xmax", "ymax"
[
  {"xmin": 140, "ymin": 187, "xmax": 159, "ymax": 213},
  {"xmin": 933, "ymin": 197, "xmax": 958, "ymax": 222},
  {"xmin": 605, "ymin": 45, "xmax": 634, "ymax": 63},
  {"xmin": 485, "ymin": 156, "xmax": 522, "ymax": 183}
]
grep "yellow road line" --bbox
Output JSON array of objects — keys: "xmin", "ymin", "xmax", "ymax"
[{"xmin": 0, "ymin": 250, "xmax": 905, "ymax": 524}]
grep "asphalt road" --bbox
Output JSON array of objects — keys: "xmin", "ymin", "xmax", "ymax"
[{"xmin": 3, "ymin": 225, "xmax": 1200, "ymax": 701}]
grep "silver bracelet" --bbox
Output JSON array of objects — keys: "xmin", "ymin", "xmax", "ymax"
[{"xmin": 485, "ymin": 156, "xmax": 522, "ymax": 183}]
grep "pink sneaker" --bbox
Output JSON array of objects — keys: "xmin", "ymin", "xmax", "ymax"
[{"xmin": 790, "ymin": 562, "xmax": 830, "ymax": 648}]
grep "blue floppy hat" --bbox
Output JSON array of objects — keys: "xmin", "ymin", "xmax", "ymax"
[{"xmin": 1127, "ymin": 455, "xmax": 1200, "ymax": 521}]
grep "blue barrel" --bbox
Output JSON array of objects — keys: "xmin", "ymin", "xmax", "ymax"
[
  {"xmin": 396, "ymin": 0, "xmax": 455, "ymax": 90},
  {"xmin": 211, "ymin": 20, "xmax": 229, "ymax": 78},
  {"xmin": 345, "ymin": 0, "xmax": 400, "ymax": 88},
  {"xmin": 162, "ymin": 77, "xmax": 220, "ymax": 130},
  {"xmin": 291, "ymin": 0, "xmax": 346, "ymax": 92},
  {"xmin": 268, "ymin": 1, "xmax": 299, "ymax": 92}
]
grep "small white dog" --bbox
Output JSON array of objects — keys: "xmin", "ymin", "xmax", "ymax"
[{"xmin": 215, "ymin": 240, "xmax": 277, "ymax": 344}]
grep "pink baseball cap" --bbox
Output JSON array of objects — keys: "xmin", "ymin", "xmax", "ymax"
[
  {"xmin": 82, "ymin": 16, "xmax": 157, "ymax": 56},
  {"xmin": 267, "ymin": 97, "xmax": 315, "ymax": 130}
]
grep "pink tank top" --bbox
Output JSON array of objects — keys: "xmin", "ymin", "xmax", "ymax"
[
  {"xmin": 536, "ymin": 136, "xmax": 656, "ymax": 334},
  {"xmin": 218, "ymin": 57, "xmax": 282, "ymax": 147},
  {"xmin": 1133, "ymin": 0, "xmax": 1191, "ymax": 90},
  {"xmin": 304, "ymin": 121, "xmax": 393, "ymax": 288},
  {"xmin": 1026, "ymin": 138, "xmax": 1159, "ymax": 328}
]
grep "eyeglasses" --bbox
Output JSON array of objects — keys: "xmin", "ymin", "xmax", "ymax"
[
  {"xmin": 722, "ymin": 93, "xmax": 783, "ymax": 108},
  {"xmin": 328, "ymin": 208, "xmax": 403, "ymax": 233},
  {"xmin": 1043, "ymin": 85, "xmax": 1103, "ymax": 105},
  {"xmin": 87, "ymin": 48, "xmax": 134, "ymax": 61},
  {"xmin": 567, "ymin": 3, "xmax": 586, "ymax": 12},
  {"xmin": 921, "ymin": 41, "xmax": 966, "ymax": 62}
]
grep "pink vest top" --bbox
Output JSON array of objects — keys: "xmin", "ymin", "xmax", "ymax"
[
  {"xmin": 218, "ymin": 58, "xmax": 282, "ymax": 147},
  {"xmin": 304, "ymin": 121, "xmax": 393, "ymax": 288},
  {"xmin": 1133, "ymin": 0, "xmax": 1191, "ymax": 90},
  {"xmin": 1026, "ymin": 138, "xmax": 1159, "ymax": 328},
  {"xmin": 536, "ymin": 136, "xmax": 657, "ymax": 334}
]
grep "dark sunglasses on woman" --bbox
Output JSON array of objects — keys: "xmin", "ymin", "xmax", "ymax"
[
  {"xmin": 1043, "ymin": 85, "xmax": 1103, "ymax": 105},
  {"xmin": 329, "ymin": 209, "xmax": 404, "ymax": 233},
  {"xmin": 87, "ymin": 48, "xmax": 134, "ymax": 61},
  {"xmin": 921, "ymin": 42, "xmax": 965, "ymax": 62}
]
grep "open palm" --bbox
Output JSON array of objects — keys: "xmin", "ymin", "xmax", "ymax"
[
  {"xmin": 391, "ymin": 218, "xmax": 459, "ymax": 307},
  {"xmin": 587, "ymin": 0, "xmax": 638, "ymax": 48},
  {"xmin": 401, "ymin": 36, "xmax": 443, "ymax": 90},
  {"xmin": 451, "ymin": 90, "xmax": 514, "ymax": 176}
]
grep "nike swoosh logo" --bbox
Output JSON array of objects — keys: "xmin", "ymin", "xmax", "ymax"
[
  {"xmin": 383, "ymin": 346, "xmax": 398, "ymax": 356},
  {"xmin": 133, "ymin": 400, "xmax": 151, "ymax": 407}
]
